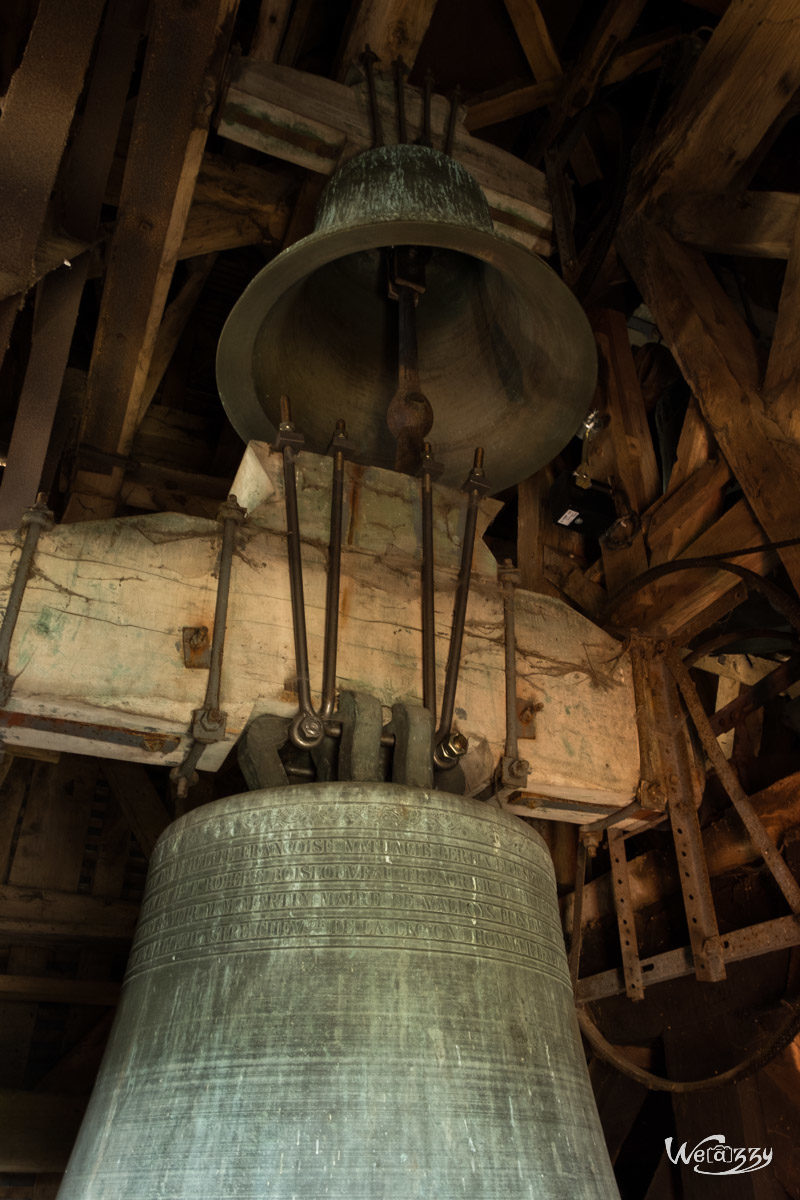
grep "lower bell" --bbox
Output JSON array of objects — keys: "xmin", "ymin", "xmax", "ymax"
[{"xmin": 58, "ymin": 783, "xmax": 619, "ymax": 1199}]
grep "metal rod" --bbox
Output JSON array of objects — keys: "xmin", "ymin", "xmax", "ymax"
[
  {"xmin": 444, "ymin": 85, "xmax": 461, "ymax": 155},
  {"xmin": 500, "ymin": 563, "xmax": 519, "ymax": 761},
  {"xmin": 421, "ymin": 68, "xmax": 433, "ymax": 147},
  {"xmin": 435, "ymin": 448, "xmax": 486, "ymax": 763},
  {"xmin": 393, "ymin": 56, "xmax": 407, "ymax": 143},
  {"xmin": 420, "ymin": 444, "xmax": 436, "ymax": 714},
  {"xmin": 320, "ymin": 421, "xmax": 347, "ymax": 718},
  {"xmin": 0, "ymin": 496, "xmax": 52, "ymax": 704},
  {"xmin": 360, "ymin": 45, "xmax": 383, "ymax": 148},
  {"xmin": 568, "ymin": 840, "xmax": 588, "ymax": 988},
  {"xmin": 282, "ymin": 442, "xmax": 323, "ymax": 748},
  {"xmin": 171, "ymin": 494, "xmax": 246, "ymax": 795},
  {"xmin": 205, "ymin": 498, "xmax": 242, "ymax": 714}
]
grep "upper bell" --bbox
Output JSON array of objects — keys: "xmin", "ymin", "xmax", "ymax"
[{"xmin": 216, "ymin": 144, "xmax": 597, "ymax": 493}]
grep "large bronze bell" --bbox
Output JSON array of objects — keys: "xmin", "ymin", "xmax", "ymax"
[
  {"xmin": 216, "ymin": 145, "xmax": 596, "ymax": 492},
  {"xmin": 59, "ymin": 784, "xmax": 619, "ymax": 1199}
]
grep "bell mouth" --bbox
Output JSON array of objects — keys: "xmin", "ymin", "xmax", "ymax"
[{"xmin": 216, "ymin": 148, "xmax": 596, "ymax": 493}]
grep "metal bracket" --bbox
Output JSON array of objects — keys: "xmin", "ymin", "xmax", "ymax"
[
  {"xmin": 608, "ymin": 827, "xmax": 645, "ymax": 1001},
  {"xmin": 182, "ymin": 626, "xmax": 211, "ymax": 668},
  {"xmin": 645, "ymin": 643, "xmax": 727, "ymax": 983}
]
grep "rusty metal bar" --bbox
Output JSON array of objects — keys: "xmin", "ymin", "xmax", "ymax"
[
  {"xmin": 320, "ymin": 421, "xmax": 350, "ymax": 718},
  {"xmin": 648, "ymin": 648, "xmax": 726, "ymax": 982},
  {"xmin": 419, "ymin": 444, "xmax": 437, "ymax": 715},
  {"xmin": 608, "ymin": 828, "xmax": 645, "ymax": 1001},
  {"xmin": 568, "ymin": 839, "xmax": 588, "ymax": 988},
  {"xmin": 668, "ymin": 648, "xmax": 800, "ymax": 914},
  {"xmin": 576, "ymin": 914, "xmax": 800, "ymax": 1003}
]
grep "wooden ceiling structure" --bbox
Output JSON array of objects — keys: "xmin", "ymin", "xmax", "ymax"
[{"xmin": 1, "ymin": 0, "xmax": 800, "ymax": 1196}]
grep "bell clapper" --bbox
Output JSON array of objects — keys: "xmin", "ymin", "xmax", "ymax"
[{"xmin": 387, "ymin": 245, "xmax": 434, "ymax": 474}]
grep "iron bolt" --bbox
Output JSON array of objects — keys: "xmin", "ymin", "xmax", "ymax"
[{"xmin": 509, "ymin": 758, "xmax": 530, "ymax": 780}]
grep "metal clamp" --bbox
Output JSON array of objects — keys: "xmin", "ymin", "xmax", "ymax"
[{"xmin": 0, "ymin": 495, "xmax": 53, "ymax": 707}]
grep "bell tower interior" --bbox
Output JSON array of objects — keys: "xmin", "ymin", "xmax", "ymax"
[{"xmin": 1, "ymin": 1, "xmax": 800, "ymax": 1197}]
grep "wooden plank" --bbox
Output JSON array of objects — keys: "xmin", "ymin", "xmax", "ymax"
[
  {"xmin": 179, "ymin": 152, "xmax": 295, "ymax": 258},
  {"xmin": 634, "ymin": 0, "xmax": 800, "ymax": 206},
  {"xmin": 337, "ymin": 0, "xmax": 438, "ymax": 77},
  {"xmin": 669, "ymin": 189, "xmax": 800, "ymax": 259},
  {"xmin": 0, "ymin": 0, "xmax": 141, "ymax": 528},
  {"xmin": 503, "ymin": 0, "xmax": 560, "ymax": 81},
  {"xmin": 763, "ymin": 201, "xmax": 800, "ymax": 441},
  {"xmin": 530, "ymin": 0, "xmax": 647, "ymax": 159},
  {"xmin": 136, "ymin": 253, "xmax": 217, "ymax": 423},
  {"xmin": 618, "ymin": 213, "xmax": 800, "ymax": 595},
  {"xmin": 0, "ymin": 261, "xmax": 90, "ymax": 529},
  {"xmin": 665, "ymin": 398, "xmax": 714, "ymax": 494},
  {"xmin": 610, "ymin": 498, "xmax": 771, "ymax": 634},
  {"xmin": 593, "ymin": 310, "xmax": 660, "ymax": 514},
  {"xmin": 0, "ymin": 1090, "xmax": 86, "ymax": 1172},
  {"xmin": 644, "ymin": 458, "xmax": 730, "ymax": 565},
  {"xmin": 101, "ymin": 761, "xmax": 172, "ymax": 858},
  {"xmin": 0, "ymin": 0, "xmax": 106, "ymax": 299},
  {"xmin": 0, "ymin": 975, "xmax": 120, "ymax": 1006},
  {"xmin": 69, "ymin": 0, "xmax": 239, "ymax": 520},
  {"xmin": 250, "ymin": 0, "xmax": 294, "ymax": 60},
  {"xmin": 0, "ymin": 759, "xmax": 29, "ymax": 882},
  {"xmin": 465, "ymin": 30, "xmax": 679, "ymax": 130},
  {"xmin": 8, "ymin": 760, "xmax": 97, "ymax": 893},
  {"xmin": 0, "ymin": 884, "xmax": 138, "ymax": 941},
  {"xmin": 517, "ymin": 468, "xmax": 560, "ymax": 596}
]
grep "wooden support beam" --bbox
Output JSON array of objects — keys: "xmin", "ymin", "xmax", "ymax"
[
  {"xmin": 0, "ymin": 0, "xmax": 105, "ymax": 302},
  {"xmin": 530, "ymin": 0, "xmax": 647, "ymax": 160},
  {"xmin": 669, "ymin": 189, "xmax": 800, "ymax": 259},
  {"xmin": 68, "ymin": 0, "xmax": 239, "ymax": 521},
  {"xmin": 0, "ymin": 1089, "xmax": 86, "ymax": 1172},
  {"xmin": 136, "ymin": 254, "xmax": 218, "ymax": 424},
  {"xmin": 251, "ymin": 0, "xmax": 294, "ymax": 61},
  {"xmin": 337, "ymin": 0, "xmax": 438, "ymax": 77},
  {"xmin": 465, "ymin": 30, "xmax": 679, "ymax": 131},
  {"xmin": 503, "ymin": 0, "xmax": 560, "ymax": 81},
  {"xmin": 610, "ymin": 497, "xmax": 771, "ymax": 634},
  {"xmin": 763, "ymin": 201, "xmax": 800, "ymax": 442},
  {"xmin": 633, "ymin": 0, "xmax": 800, "ymax": 207},
  {"xmin": 0, "ymin": 0, "xmax": 142, "ymax": 529},
  {"xmin": 0, "ymin": 884, "xmax": 138, "ymax": 942},
  {"xmin": 593, "ymin": 310, "xmax": 661, "ymax": 514},
  {"xmin": 0, "ymin": 975, "xmax": 120, "ymax": 1006},
  {"xmin": 644, "ymin": 457, "xmax": 730, "ymax": 565},
  {"xmin": 618, "ymin": 213, "xmax": 800, "ymax": 596},
  {"xmin": 101, "ymin": 761, "xmax": 172, "ymax": 858},
  {"xmin": 566, "ymin": 769, "xmax": 800, "ymax": 927}
]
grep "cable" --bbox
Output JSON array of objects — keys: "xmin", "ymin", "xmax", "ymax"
[
  {"xmin": 604, "ymin": 555, "xmax": 800, "ymax": 637},
  {"xmin": 577, "ymin": 997, "xmax": 800, "ymax": 1092}
]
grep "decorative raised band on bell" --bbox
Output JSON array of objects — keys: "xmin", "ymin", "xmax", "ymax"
[{"xmin": 58, "ymin": 784, "xmax": 619, "ymax": 1199}]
